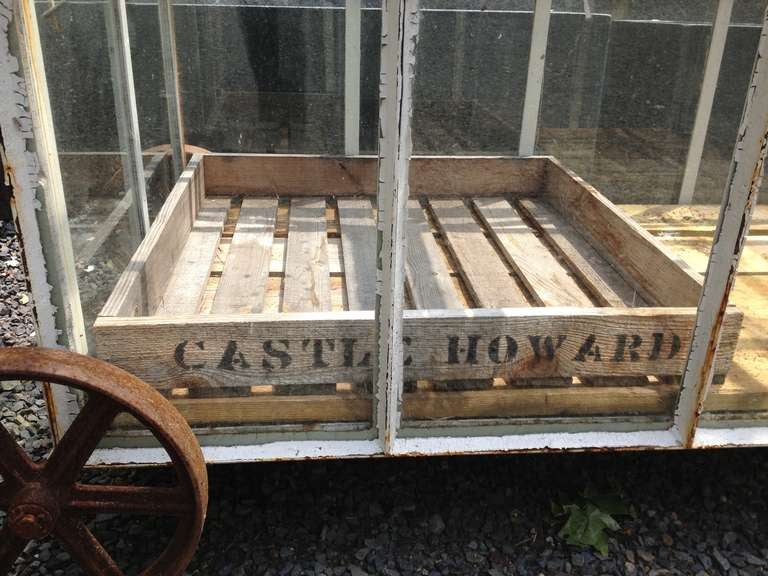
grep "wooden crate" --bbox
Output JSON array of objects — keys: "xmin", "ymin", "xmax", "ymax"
[
  {"xmin": 93, "ymin": 154, "xmax": 743, "ymax": 429},
  {"xmin": 623, "ymin": 204, "xmax": 768, "ymax": 418}
]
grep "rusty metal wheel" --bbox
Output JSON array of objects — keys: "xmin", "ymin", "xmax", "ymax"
[{"xmin": 0, "ymin": 347, "xmax": 208, "ymax": 576}]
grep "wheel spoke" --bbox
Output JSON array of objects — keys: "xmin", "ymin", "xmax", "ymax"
[
  {"xmin": 43, "ymin": 394, "xmax": 121, "ymax": 489},
  {"xmin": 54, "ymin": 514, "xmax": 123, "ymax": 576},
  {"xmin": 0, "ymin": 423, "xmax": 37, "ymax": 486},
  {"xmin": 0, "ymin": 481, "xmax": 14, "ymax": 509},
  {"xmin": 0, "ymin": 525, "xmax": 28, "ymax": 575},
  {"xmin": 66, "ymin": 484, "xmax": 192, "ymax": 516}
]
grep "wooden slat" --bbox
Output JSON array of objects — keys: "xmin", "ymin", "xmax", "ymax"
[
  {"xmin": 283, "ymin": 198, "xmax": 331, "ymax": 313},
  {"xmin": 212, "ymin": 198, "xmax": 277, "ymax": 314},
  {"xmin": 100, "ymin": 154, "xmax": 204, "ymax": 317},
  {"xmin": 546, "ymin": 158, "xmax": 703, "ymax": 306},
  {"xmin": 93, "ymin": 307, "xmax": 742, "ymax": 389},
  {"xmin": 518, "ymin": 199, "xmax": 645, "ymax": 307},
  {"xmin": 114, "ymin": 393, "xmax": 372, "ymax": 427},
  {"xmin": 405, "ymin": 200, "xmax": 463, "ymax": 309},
  {"xmin": 404, "ymin": 384, "xmax": 678, "ymax": 420},
  {"xmin": 156, "ymin": 199, "xmax": 228, "ymax": 315},
  {"xmin": 429, "ymin": 199, "xmax": 528, "ymax": 307},
  {"xmin": 337, "ymin": 198, "xmax": 377, "ymax": 310},
  {"xmin": 113, "ymin": 377, "xmax": 760, "ymax": 428},
  {"xmin": 474, "ymin": 198, "xmax": 592, "ymax": 307},
  {"xmin": 203, "ymin": 154, "xmax": 546, "ymax": 197}
]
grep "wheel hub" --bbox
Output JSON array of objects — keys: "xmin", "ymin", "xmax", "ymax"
[{"xmin": 8, "ymin": 484, "xmax": 59, "ymax": 540}]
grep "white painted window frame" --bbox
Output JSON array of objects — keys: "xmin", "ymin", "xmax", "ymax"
[{"xmin": 3, "ymin": 0, "xmax": 768, "ymax": 465}]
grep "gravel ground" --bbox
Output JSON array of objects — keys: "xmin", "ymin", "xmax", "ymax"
[{"xmin": 2, "ymin": 219, "xmax": 768, "ymax": 576}]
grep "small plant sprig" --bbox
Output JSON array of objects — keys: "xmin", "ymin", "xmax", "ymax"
[{"xmin": 551, "ymin": 484, "xmax": 631, "ymax": 556}]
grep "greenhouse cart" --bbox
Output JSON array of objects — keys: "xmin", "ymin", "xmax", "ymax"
[{"xmin": 1, "ymin": 0, "xmax": 768, "ymax": 573}]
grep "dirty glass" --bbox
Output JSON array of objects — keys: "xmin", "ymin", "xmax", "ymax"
[
  {"xmin": 537, "ymin": 1, "xmax": 719, "ymax": 204},
  {"xmin": 30, "ymin": 0, "xmax": 381, "ymax": 438},
  {"xmin": 397, "ymin": 0, "xmax": 750, "ymax": 434},
  {"xmin": 695, "ymin": 0, "xmax": 768, "ymax": 204},
  {"xmin": 35, "ymin": 0, "xmax": 172, "ymax": 344},
  {"xmin": 412, "ymin": 0, "xmax": 535, "ymax": 154}
]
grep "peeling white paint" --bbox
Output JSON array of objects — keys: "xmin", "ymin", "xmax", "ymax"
[
  {"xmin": 375, "ymin": 0, "xmax": 419, "ymax": 454},
  {"xmin": 91, "ymin": 440, "xmax": 383, "ymax": 466},
  {"xmin": 675, "ymin": 5, "xmax": 768, "ymax": 446},
  {"xmin": 393, "ymin": 430, "xmax": 680, "ymax": 455},
  {"xmin": 693, "ymin": 426, "xmax": 768, "ymax": 448},
  {"xmin": 1, "ymin": 0, "xmax": 85, "ymax": 432},
  {"xmin": 0, "ymin": 0, "xmax": 56, "ymax": 347}
]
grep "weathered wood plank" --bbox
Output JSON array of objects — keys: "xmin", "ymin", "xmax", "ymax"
[
  {"xmin": 155, "ymin": 199, "xmax": 228, "ymax": 316},
  {"xmin": 113, "ymin": 376, "xmax": 757, "ymax": 428},
  {"xmin": 518, "ymin": 199, "xmax": 645, "ymax": 307},
  {"xmin": 203, "ymin": 154, "xmax": 546, "ymax": 197},
  {"xmin": 337, "ymin": 198, "xmax": 377, "ymax": 310},
  {"xmin": 473, "ymin": 198, "xmax": 592, "ymax": 307},
  {"xmin": 405, "ymin": 200, "xmax": 463, "ymax": 309},
  {"xmin": 283, "ymin": 198, "xmax": 331, "ymax": 313},
  {"xmin": 114, "ymin": 382, "xmax": 683, "ymax": 429},
  {"xmin": 545, "ymin": 158, "xmax": 703, "ymax": 306},
  {"xmin": 100, "ymin": 154, "xmax": 204, "ymax": 317},
  {"xmin": 212, "ymin": 198, "xmax": 277, "ymax": 314},
  {"xmin": 93, "ymin": 307, "xmax": 742, "ymax": 389},
  {"xmin": 114, "ymin": 393, "xmax": 372, "ymax": 427},
  {"xmin": 429, "ymin": 199, "xmax": 528, "ymax": 307},
  {"xmin": 403, "ymin": 384, "xmax": 678, "ymax": 420}
]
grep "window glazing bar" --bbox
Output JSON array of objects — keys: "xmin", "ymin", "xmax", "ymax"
[
  {"xmin": 675, "ymin": 5, "xmax": 768, "ymax": 446},
  {"xmin": 375, "ymin": 0, "xmax": 419, "ymax": 452},
  {"xmin": 518, "ymin": 0, "xmax": 551, "ymax": 156},
  {"xmin": 677, "ymin": 0, "xmax": 734, "ymax": 205},
  {"xmin": 158, "ymin": 0, "xmax": 187, "ymax": 179},
  {"xmin": 9, "ymin": 0, "xmax": 88, "ymax": 435},
  {"xmin": 104, "ymin": 0, "xmax": 150, "ymax": 239},
  {"xmin": 345, "ymin": 0, "xmax": 361, "ymax": 156}
]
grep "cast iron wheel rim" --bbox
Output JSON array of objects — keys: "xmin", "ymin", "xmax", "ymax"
[{"xmin": 0, "ymin": 347, "xmax": 208, "ymax": 576}]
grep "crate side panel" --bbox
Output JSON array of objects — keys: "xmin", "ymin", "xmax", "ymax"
[
  {"xmin": 203, "ymin": 154, "xmax": 547, "ymax": 197},
  {"xmin": 99, "ymin": 155, "xmax": 204, "ymax": 317},
  {"xmin": 93, "ymin": 308, "xmax": 740, "ymax": 390},
  {"xmin": 544, "ymin": 158, "xmax": 703, "ymax": 307}
]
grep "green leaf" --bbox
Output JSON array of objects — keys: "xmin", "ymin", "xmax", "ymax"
[
  {"xmin": 593, "ymin": 530, "xmax": 610, "ymax": 556},
  {"xmin": 556, "ymin": 489, "xmax": 628, "ymax": 554},
  {"xmin": 559, "ymin": 506, "xmax": 588, "ymax": 543}
]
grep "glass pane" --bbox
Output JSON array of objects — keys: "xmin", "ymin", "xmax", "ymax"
[
  {"xmin": 694, "ymin": 0, "xmax": 768, "ymax": 204},
  {"xmin": 32, "ymin": 0, "xmax": 382, "ymax": 438},
  {"xmin": 399, "ymin": 1, "xmax": 732, "ymax": 434},
  {"xmin": 538, "ymin": 1, "xmax": 718, "ymax": 203},
  {"xmin": 629, "ymin": 204, "xmax": 768, "ymax": 426},
  {"xmin": 37, "ymin": 0, "xmax": 147, "ymax": 346},
  {"xmin": 412, "ymin": 1, "xmax": 535, "ymax": 154}
]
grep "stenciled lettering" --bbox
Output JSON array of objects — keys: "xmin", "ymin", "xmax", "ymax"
[
  {"xmin": 342, "ymin": 338, "xmax": 371, "ymax": 368},
  {"xmin": 447, "ymin": 335, "xmax": 481, "ymax": 364},
  {"xmin": 174, "ymin": 340, "xmax": 206, "ymax": 370},
  {"xmin": 529, "ymin": 335, "xmax": 566, "ymax": 360},
  {"xmin": 574, "ymin": 335, "xmax": 602, "ymax": 362},
  {"xmin": 263, "ymin": 340, "xmax": 292, "ymax": 370},
  {"xmin": 613, "ymin": 334, "xmax": 643, "ymax": 362},
  {"xmin": 488, "ymin": 336, "xmax": 518, "ymax": 364},
  {"xmin": 217, "ymin": 340, "xmax": 251, "ymax": 371}
]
